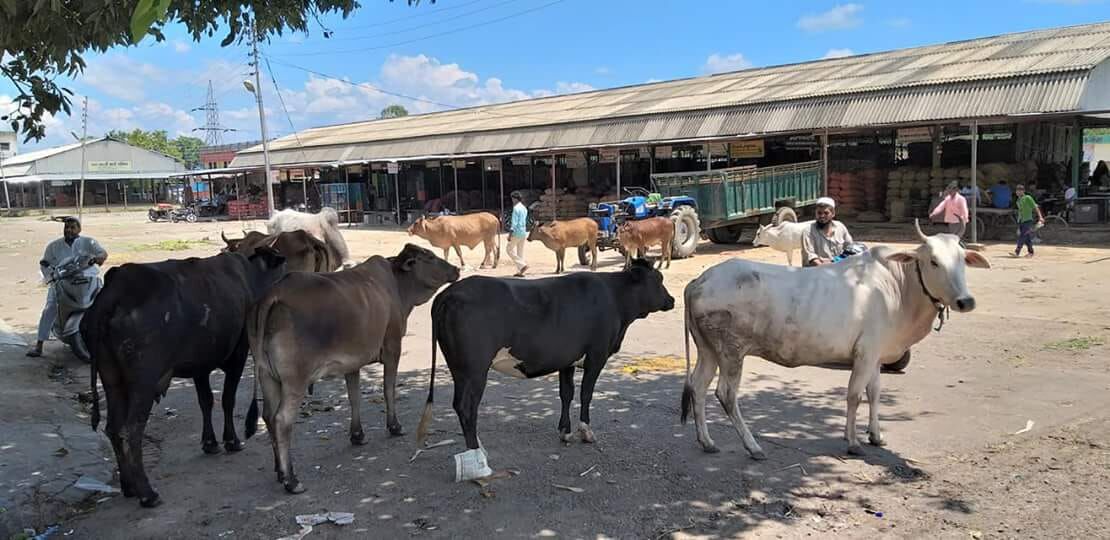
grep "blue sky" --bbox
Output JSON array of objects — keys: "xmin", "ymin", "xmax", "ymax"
[{"xmin": 5, "ymin": 0, "xmax": 1110, "ymax": 151}]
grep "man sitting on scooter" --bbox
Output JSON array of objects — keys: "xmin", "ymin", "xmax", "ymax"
[
  {"xmin": 27, "ymin": 217, "xmax": 108, "ymax": 358},
  {"xmin": 801, "ymin": 196, "xmax": 855, "ymax": 267}
]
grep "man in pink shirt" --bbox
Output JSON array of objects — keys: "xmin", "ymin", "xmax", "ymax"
[{"xmin": 930, "ymin": 181, "xmax": 969, "ymax": 238}]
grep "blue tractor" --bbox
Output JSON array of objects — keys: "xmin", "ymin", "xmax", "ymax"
[{"xmin": 578, "ymin": 186, "xmax": 701, "ymax": 266}]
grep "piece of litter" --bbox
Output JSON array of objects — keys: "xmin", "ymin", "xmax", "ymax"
[
  {"xmin": 409, "ymin": 439, "xmax": 458, "ymax": 463},
  {"xmin": 73, "ymin": 476, "xmax": 119, "ymax": 493},
  {"xmin": 969, "ymin": 531, "xmax": 983, "ymax": 539},
  {"xmin": 549, "ymin": 454, "xmax": 560, "ymax": 461},
  {"xmin": 216, "ymin": 531, "xmax": 234, "ymax": 538},
  {"xmin": 864, "ymin": 509, "xmax": 884, "ymax": 518},
  {"xmin": 579, "ymin": 465, "xmax": 597, "ymax": 477},
  {"xmin": 276, "ymin": 525, "xmax": 313, "ymax": 540},
  {"xmin": 295, "ymin": 511, "xmax": 355, "ymax": 527},
  {"xmin": 552, "ymin": 483, "xmax": 585, "ymax": 493},
  {"xmin": 1013, "ymin": 420, "xmax": 1035, "ymax": 435},
  {"xmin": 53, "ymin": 448, "xmax": 68, "ymax": 457}
]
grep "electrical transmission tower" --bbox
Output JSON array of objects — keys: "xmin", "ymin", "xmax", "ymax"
[{"xmin": 192, "ymin": 81, "xmax": 232, "ymax": 145}]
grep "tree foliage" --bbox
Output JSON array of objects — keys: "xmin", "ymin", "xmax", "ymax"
[
  {"xmin": 0, "ymin": 1, "xmax": 430, "ymax": 143},
  {"xmin": 380, "ymin": 104, "xmax": 409, "ymax": 119},
  {"xmin": 107, "ymin": 128, "xmax": 205, "ymax": 169}
]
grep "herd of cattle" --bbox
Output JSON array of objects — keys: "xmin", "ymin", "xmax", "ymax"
[{"xmin": 76, "ymin": 208, "xmax": 989, "ymax": 508}]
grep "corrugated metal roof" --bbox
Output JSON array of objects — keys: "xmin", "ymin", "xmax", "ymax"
[
  {"xmin": 235, "ymin": 21, "xmax": 1110, "ymax": 167},
  {"xmin": 2, "ymin": 138, "xmax": 105, "ymax": 166}
]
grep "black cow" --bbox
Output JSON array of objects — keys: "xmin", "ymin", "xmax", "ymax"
[
  {"xmin": 80, "ymin": 249, "xmax": 286, "ymax": 508},
  {"xmin": 415, "ymin": 259, "xmax": 675, "ymax": 480}
]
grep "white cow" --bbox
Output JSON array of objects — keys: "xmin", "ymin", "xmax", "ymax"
[
  {"xmin": 267, "ymin": 207, "xmax": 354, "ymax": 267},
  {"xmin": 752, "ymin": 220, "xmax": 811, "ymax": 266},
  {"xmin": 681, "ymin": 220, "xmax": 990, "ymax": 457}
]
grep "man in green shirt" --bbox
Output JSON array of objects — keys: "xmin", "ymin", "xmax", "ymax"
[{"xmin": 1014, "ymin": 184, "xmax": 1044, "ymax": 258}]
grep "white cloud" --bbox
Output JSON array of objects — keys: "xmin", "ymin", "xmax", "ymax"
[
  {"xmin": 594, "ymin": 66, "xmax": 611, "ymax": 76},
  {"xmin": 79, "ymin": 55, "xmax": 168, "ymax": 102},
  {"xmin": 822, "ymin": 48, "xmax": 856, "ymax": 59},
  {"xmin": 172, "ymin": 40, "xmax": 191, "ymax": 53},
  {"xmin": 887, "ymin": 17, "xmax": 911, "ymax": 28},
  {"xmin": 797, "ymin": 4, "xmax": 864, "ymax": 32},
  {"xmin": 703, "ymin": 53, "xmax": 752, "ymax": 74}
]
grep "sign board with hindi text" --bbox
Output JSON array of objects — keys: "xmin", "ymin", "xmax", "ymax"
[
  {"xmin": 510, "ymin": 156, "xmax": 532, "ymax": 166},
  {"xmin": 387, "ymin": 162, "xmax": 399, "ymax": 174},
  {"xmin": 729, "ymin": 140, "xmax": 764, "ymax": 158},
  {"xmin": 897, "ymin": 127, "xmax": 933, "ymax": 143},
  {"xmin": 87, "ymin": 160, "xmax": 132, "ymax": 172}
]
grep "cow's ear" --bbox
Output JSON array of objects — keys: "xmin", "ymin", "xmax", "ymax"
[
  {"xmin": 964, "ymin": 250, "xmax": 991, "ymax": 269},
  {"xmin": 885, "ymin": 251, "xmax": 917, "ymax": 264}
]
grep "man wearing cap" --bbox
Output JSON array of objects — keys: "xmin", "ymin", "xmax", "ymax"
[
  {"xmin": 26, "ymin": 217, "xmax": 108, "ymax": 358},
  {"xmin": 930, "ymin": 181, "xmax": 969, "ymax": 237},
  {"xmin": 801, "ymin": 197, "xmax": 854, "ymax": 267}
]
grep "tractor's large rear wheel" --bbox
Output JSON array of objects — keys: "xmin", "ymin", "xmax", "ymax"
[{"xmin": 670, "ymin": 206, "xmax": 700, "ymax": 259}]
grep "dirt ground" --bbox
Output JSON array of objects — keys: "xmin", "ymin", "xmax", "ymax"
[{"xmin": 1, "ymin": 211, "xmax": 1109, "ymax": 540}]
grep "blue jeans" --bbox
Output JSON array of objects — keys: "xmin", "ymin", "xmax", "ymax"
[{"xmin": 1016, "ymin": 220, "xmax": 1035, "ymax": 255}]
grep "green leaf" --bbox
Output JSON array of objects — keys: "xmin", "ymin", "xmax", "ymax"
[{"xmin": 129, "ymin": 0, "xmax": 158, "ymax": 44}]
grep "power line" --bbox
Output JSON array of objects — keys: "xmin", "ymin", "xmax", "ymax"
[
  {"xmin": 272, "ymin": 0, "xmax": 566, "ymax": 57},
  {"xmin": 323, "ymin": 0, "xmax": 523, "ymax": 42},
  {"xmin": 263, "ymin": 56, "xmax": 311, "ymax": 164},
  {"xmin": 329, "ymin": 0, "xmax": 485, "ymax": 30}
]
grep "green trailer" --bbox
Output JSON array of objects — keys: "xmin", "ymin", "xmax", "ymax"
[{"xmin": 652, "ymin": 160, "xmax": 823, "ymax": 244}]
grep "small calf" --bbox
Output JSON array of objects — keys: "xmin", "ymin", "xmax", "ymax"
[
  {"xmin": 618, "ymin": 217, "xmax": 674, "ymax": 270},
  {"xmin": 752, "ymin": 221, "xmax": 811, "ymax": 267},
  {"xmin": 527, "ymin": 218, "xmax": 599, "ymax": 272}
]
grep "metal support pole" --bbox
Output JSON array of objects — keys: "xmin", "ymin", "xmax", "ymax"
[
  {"xmin": 104, "ymin": 182, "xmax": 109, "ymax": 212},
  {"xmin": 822, "ymin": 129, "xmax": 830, "ymax": 196},
  {"xmin": 498, "ymin": 162, "xmax": 505, "ymax": 249},
  {"xmin": 1072, "ymin": 117, "xmax": 1082, "ymax": 193},
  {"xmin": 551, "ymin": 154, "xmax": 557, "ymax": 221},
  {"xmin": 77, "ymin": 96, "xmax": 88, "ymax": 219},
  {"xmin": 616, "ymin": 151, "xmax": 622, "ymax": 198},
  {"xmin": 453, "ymin": 162, "xmax": 460, "ymax": 213},
  {"xmin": 251, "ymin": 25, "xmax": 276, "ymax": 217},
  {"xmin": 970, "ymin": 120, "xmax": 979, "ymax": 245},
  {"xmin": 394, "ymin": 164, "xmax": 402, "ymax": 225},
  {"xmin": 437, "ymin": 162, "xmax": 444, "ymax": 205},
  {"xmin": 706, "ymin": 143, "xmax": 712, "ymax": 171},
  {"xmin": 122, "ymin": 181, "xmax": 128, "ymax": 210},
  {"xmin": 40, "ymin": 181, "xmax": 45, "ymax": 210},
  {"xmin": 481, "ymin": 165, "xmax": 487, "ymax": 209}
]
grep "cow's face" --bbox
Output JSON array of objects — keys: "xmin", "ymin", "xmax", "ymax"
[
  {"xmin": 626, "ymin": 259, "xmax": 675, "ymax": 317},
  {"xmin": 220, "ymin": 231, "xmax": 242, "ymax": 253},
  {"xmin": 407, "ymin": 218, "xmax": 427, "ymax": 237},
  {"xmin": 887, "ymin": 220, "xmax": 990, "ymax": 313},
  {"xmin": 393, "ymin": 243, "xmax": 460, "ymax": 304},
  {"xmin": 246, "ymin": 246, "xmax": 288, "ymax": 294},
  {"xmin": 528, "ymin": 222, "xmax": 553, "ymax": 242},
  {"xmin": 752, "ymin": 224, "xmax": 771, "ymax": 247}
]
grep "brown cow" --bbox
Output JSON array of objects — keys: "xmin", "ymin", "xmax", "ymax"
[
  {"xmin": 618, "ymin": 217, "xmax": 674, "ymax": 270},
  {"xmin": 221, "ymin": 230, "xmax": 340, "ymax": 273},
  {"xmin": 407, "ymin": 212, "xmax": 501, "ymax": 269},
  {"xmin": 244, "ymin": 244, "xmax": 459, "ymax": 494},
  {"xmin": 527, "ymin": 218, "xmax": 599, "ymax": 273}
]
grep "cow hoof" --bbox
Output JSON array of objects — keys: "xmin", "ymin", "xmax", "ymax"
[
  {"xmin": 388, "ymin": 424, "xmax": 405, "ymax": 437},
  {"xmin": 350, "ymin": 432, "xmax": 368, "ymax": 446},
  {"xmin": 284, "ymin": 480, "xmax": 306, "ymax": 494},
  {"xmin": 202, "ymin": 441, "xmax": 221, "ymax": 455},
  {"xmin": 749, "ymin": 449, "xmax": 768, "ymax": 461},
  {"xmin": 869, "ymin": 434, "xmax": 886, "ymax": 447},
  {"xmin": 121, "ymin": 485, "xmax": 136, "ymax": 498},
  {"xmin": 139, "ymin": 493, "xmax": 162, "ymax": 508},
  {"xmin": 225, "ymin": 440, "xmax": 245, "ymax": 453},
  {"xmin": 847, "ymin": 444, "xmax": 866, "ymax": 456},
  {"xmin": 702, "ymin": 445, "xmax": 721, "ymax": 454},
  {"xmin": 577, "ymin": 423, "xmax": 595, "ymax": 444},
  {"xmin": 559, "ymin": 431, "xmax": 574, "ymax": 443}
]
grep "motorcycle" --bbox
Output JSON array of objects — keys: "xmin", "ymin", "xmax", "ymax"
[
  {"xmin": 148, "ymin": 203, "xmax": 197, "ymax": 223},
  {"xmin": 832, "ymin": 242, "xmax": 868, "ymax": 263},
  {"xmin": 42, "ymin": 255, "xmax": 101, "ymax": 362}
]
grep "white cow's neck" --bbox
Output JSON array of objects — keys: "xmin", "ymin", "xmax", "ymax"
[{"xmin": 888, "ymin": 258, "xmax": 946, "ymax": 340}]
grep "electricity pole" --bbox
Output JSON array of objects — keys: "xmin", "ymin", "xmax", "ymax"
[
  {"xmin": 78, "ymin": 96, "xmax": 88, "ymax": 219},
  {"xmin": 248, "ymin": 26, "xmax": 277, "ymax": 216}
]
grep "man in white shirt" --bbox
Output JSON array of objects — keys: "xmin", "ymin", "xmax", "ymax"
[
  {"xmin": 801, "ymin": 197, "xmax": 854, "ymax": 266},
  {"xmin": 27, "ymin": 217, "xmax": 108, "ymax": 357}
]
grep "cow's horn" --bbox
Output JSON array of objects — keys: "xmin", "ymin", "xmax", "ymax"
[
  {"xmin": 913, "ymin": 219, "xmax": 927, "ymax": 242},
  {"xmin": 220, "ymin": 230, "xmax": 229, "ymax": 243},
  {"xmin": 266, "ymin": 236, "xmax": 280, "ymax": 248}
]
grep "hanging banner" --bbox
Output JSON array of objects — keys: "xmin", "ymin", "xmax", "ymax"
[
  {"xmin": 88, "ymin": 160, "xmax": 132, "ymax": 172},
  {"xmin": 784, "ymin": 135, "xmax": 819, "ymax": 150},
  {"xmin": 729, "ymin": 140, "xmax": 765, "ymax": 158},
  {"xmin": 599, "ymin": 149, "xmax": 619, "ymax": 163},
  {"xmin": 897, "ymin": 127, "xmax": 933, "ymax": 143},
  {"xmin": 452, "ymin": 160, "xmax": 467, "ymax": 169},
  {"xmin": 387, "ymin": 162, "xmax": 399, "ymax": 174},
  {"xmin": 484, "ymin": 159, "xmax": 502, "ymax": 171},
  {"xmin": 708, "ymin": 143, "xmax": 727, "ymax": 156},
  {"xmin": 425, "ymin": 161, "xmax": 440, "ymax": 168},
  {"xmin": 510, "ymin": 156, "xmax": 532, "ymax": 166}
]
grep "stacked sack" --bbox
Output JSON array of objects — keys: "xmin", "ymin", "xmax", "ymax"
[
  {"xmin": 885, "ymin": 168, "xmax": 933, "ymax": 223},
  {"xmin": 828, "ymin": 166, "xmax": 887, "ymax": 219},
  {"xmin": 885, "ymin": 161, "xmax": 1039, "ymax": 222},
  {"xmin": 532, "ymin": 188, "xmax": 592, "ymax": 222}
]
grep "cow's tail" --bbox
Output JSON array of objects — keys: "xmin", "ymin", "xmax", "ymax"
[
  {"xmin": 680, "ymin": 288, "xmax": 694, "ymax": 425},
  {"xmin": 493, "ymin": 212, "xmax": 502, "ymax": 268},
  {"xmin": 84, "ymin": 268, "xmax": 119, "ymax": 433},
  {"xmin": 244, "ymin": 296, "xmax": 276, "ymax": 440},
  {"xmin": 415, "ymin": 315, "xmax": 438, "ymax": 448}
]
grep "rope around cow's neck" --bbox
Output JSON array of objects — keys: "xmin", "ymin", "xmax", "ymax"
[{"xmin": 915, "ymin": 261, "xmax": 949, "ymax": 332}]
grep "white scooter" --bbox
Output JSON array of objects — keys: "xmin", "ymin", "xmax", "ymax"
[{"xmin": 42, "ymin": 255, "xmax": 100, "ymax": 362}]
